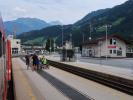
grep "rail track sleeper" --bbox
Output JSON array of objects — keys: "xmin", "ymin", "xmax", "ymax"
[{"xmin": 48, "ymin": 60, "xmax": 133, "ymax": 95}]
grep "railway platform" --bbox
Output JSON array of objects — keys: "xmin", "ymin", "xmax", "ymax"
[
  {"xmin": 11, "ymin": 57, "xmax": 133, "ymax": 100},
  {"xmin": 46, "ymin": 55, "xmax": 133, "ymax": 80},
  {"xmin": 12, "ymin": 58, "xmax": 69, "ymax": 100}
]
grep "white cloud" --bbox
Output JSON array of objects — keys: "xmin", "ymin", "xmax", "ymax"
[
  {"xmin": 0, "ymin": 0, "xmax": 128, "ymax": 24},
  {"xmin": 14, "ymin": 7, "xmax": 27, "ymax": 13}
]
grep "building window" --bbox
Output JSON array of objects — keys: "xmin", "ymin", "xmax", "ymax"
[
  {"xmin": 110, "ymin": 50, "xmax": 112, "ymax": 54},
  {"xmin": 113, "ymin": 50, "xmax": 116, "ymax": 54},
  {"xmin": 110, "ymin": 38, "xmax": 116, "ymax": 45},
  {"xmin": 110, "ymin": 39, "xmax": 112, "ymax": 45},
  {"xmin": 113, "ymin": 39, "xmax": 116, "ymax": 45},
  {"xmin": 117, "ymin": 50, "xmax": 122, "ymax": 56},
  {"xmin": 12, "ymin": 48, "xmax": 18, "ymax": 54}
]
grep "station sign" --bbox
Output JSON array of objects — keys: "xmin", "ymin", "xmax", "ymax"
[{"xmin": 108, "ymin": 45, "xmax": 116, "ymax": 48}]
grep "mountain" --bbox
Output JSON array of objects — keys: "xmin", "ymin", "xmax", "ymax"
[
  {"xmin": 18, "ymin": 25, "xmax": 73, "ymax": 45},
  {"xmin": 74, "ymin": 9, "xmax": 110, "ymax": 26},
  {"xmin": 4, "ymin": 18, "xmax": 50, "ymax": 35},
  {"xmin": 49, "ymin": 21, "xmax": 62, "ymax": 25},
  {"xmin": 74, "ymin": 0, "xmax": 133, "ymax": 44},
  {"xmin": 18, "ymin": 0, "xmax": 133, "ymax": 45}
]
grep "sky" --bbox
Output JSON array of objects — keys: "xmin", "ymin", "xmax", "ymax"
[{"xmin": 0, "ymin": 0, "xmax": 128, "ymax": 24}]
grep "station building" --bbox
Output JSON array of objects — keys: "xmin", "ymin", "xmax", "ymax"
[
  {"xmin": 82, "ymin": 35, "xmax": 128, "ymax": 58},
  {"xmin": 8, "ymin": 35, "xmax": 21, "ymax": 55}
]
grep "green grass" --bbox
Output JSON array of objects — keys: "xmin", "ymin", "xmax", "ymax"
[
  {"xmin": 112, "ymin": 17, "xmax": 125, "ymax": 26},
  {"xmin": 24, "ymin": 37, "xmax": 44, "ymax": 44},
  {"xmin": 96, "ymin": 26, "xmax": 106, "ymax": 32},
  {"xmin": 24, "ymin": 36, "xmax": 58, "ymax": 45}
]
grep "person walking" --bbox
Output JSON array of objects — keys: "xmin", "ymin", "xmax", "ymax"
[
  {"xmin": 36, "ymin": 55, "xmax": 40, "ymax": 70},
  {"xmin": 32, "ymin": 53, "xmax": 39, "ymax": 70},
  {"xmin": 25, "ymin": 54, "xmax": 30, "ymax": 70}
]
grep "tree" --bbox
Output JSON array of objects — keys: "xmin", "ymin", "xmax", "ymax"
[{"xmin": 45, "ymin": 38, "xmax": 54, "ymax": 52}]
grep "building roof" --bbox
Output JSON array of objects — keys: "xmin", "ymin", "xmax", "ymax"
[
  {"xmin": 82, "ymin": 39, "xmax": 98, "ymax": 45},
  {"xmin": 82, "ymin": 34, "xmax": 128, "ymax": 46}
]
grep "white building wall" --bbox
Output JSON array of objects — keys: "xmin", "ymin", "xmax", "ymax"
[
  {"xmin": 97, "ymin": 38, "xmax": 126, "ymax": 57},
  {"xmin": 95, "ymin": 45, "xmax": 100, "ymax": 57},
  {"xmin": 99, "ymin": 40, "xmax": 110, "ymax": 57},
  {"xmin": 10, "ymin": 39, "xmax": 21, "ymax": 54},
  {"xmin": 82, "ymin": 46, "xmax": 89, "ymax": 57},
  {"xmin": 82, "ymin": 45, "xmax": 97, "ymax": 57},
  {"xmin": 82, "ymin": 37, "xmax": 126, "ymax": 58}
]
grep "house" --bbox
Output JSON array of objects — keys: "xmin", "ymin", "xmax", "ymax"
[{"xmin": 82, "ymin": 35, "xmax": 127, "ymax": 58}]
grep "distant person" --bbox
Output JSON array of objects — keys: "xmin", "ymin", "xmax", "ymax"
[
  {"xmin": 36, "ymin": 55, "xmax": 40, "ymax": 70},
  {"xmin": 25, "ymin": 54, "xmax": 30, "ymax": 70},
  {"xmin": 32, "ymin": 53, "xmax": 39, "ymax": 70},
  {"xmin": 40, "ymin": 56, "xmax": 49, "ymax": 69}
]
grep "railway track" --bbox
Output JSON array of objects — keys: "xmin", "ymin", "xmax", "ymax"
[{"xmin": 48, "ymin": 60, "xmax": 133, "ymax": 96}]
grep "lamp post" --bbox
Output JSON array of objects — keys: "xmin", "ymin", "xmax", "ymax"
[
  {"xmin": 49, "ymin": 38, "xmax": 51, "ymax": 54},
  {"xmin": 70, "ymin": 33, "xmax": 72, "ymax": 44},
  {"xmin": 89, "ymin": 23, "xmax": 92, "ymax": 41}
]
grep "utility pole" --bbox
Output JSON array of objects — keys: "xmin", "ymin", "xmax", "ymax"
[
  {"xmin": 105, "ymin": 25, "xmax": 111, "ymax": 60},
  {"xmin": 61, "ymin": 25, "xmax": 64, "ymax": 48},
  {"xmin": 99, "ymin": 41, "xmax": 102, "ymax": 65},
  {"xmin": 82, "ymin": 33, "xmax": 85, "ymax": 43},
  {"xmin": 105, "ymin": 25, "xmax": 108, "ymax": 60}
]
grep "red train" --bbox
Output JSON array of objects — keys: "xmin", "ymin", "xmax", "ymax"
[{"xmin": 0, "ymin": 16, "xmax": 12, "ymax": 100}]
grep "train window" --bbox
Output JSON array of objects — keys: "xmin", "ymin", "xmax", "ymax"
[
  {"xmin": 0, "ymin": 31, "xmax": 2, "ymax": 57},
  {"xmin": 2, "ymin": 37, "xmax": 5, "ymax": 54}
]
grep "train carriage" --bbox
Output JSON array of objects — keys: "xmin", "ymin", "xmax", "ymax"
[
  {"xmin": 0, "ymin": 16, "xmax": 12, "ymax": 100},
  {"xmin": 0, "ymin": 30, "xmax": 4, "ymax": 100}
]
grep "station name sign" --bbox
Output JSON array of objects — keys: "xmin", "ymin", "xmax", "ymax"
[{"xmin": 108, "ymin": 45, "xmax": 116, "ymax": 48}]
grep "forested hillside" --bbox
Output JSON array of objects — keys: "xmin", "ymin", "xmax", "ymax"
[{"xmin": 18, "ymin": 0, "xmax": 133, "ymax": 45}]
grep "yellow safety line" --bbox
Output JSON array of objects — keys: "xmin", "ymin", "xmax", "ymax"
[{"xmin": 13, "ymin": 59, "xmax": 37, "ymax": 100}]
